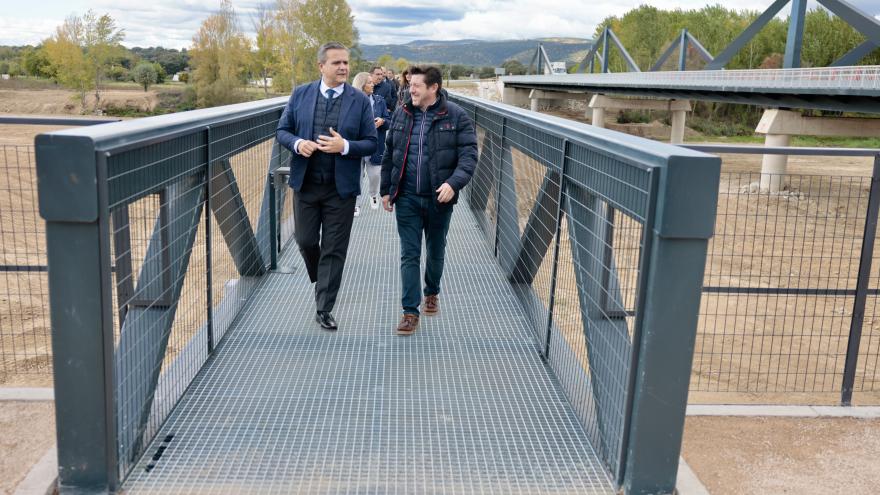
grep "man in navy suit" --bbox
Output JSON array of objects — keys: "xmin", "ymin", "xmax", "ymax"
[{"xmin": 276, "ymin": 42, "xmax": 377, "ymax": 330}]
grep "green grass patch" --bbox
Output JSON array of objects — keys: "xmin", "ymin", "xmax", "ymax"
[
  {"xmin": 686, "ymin": 134, "xmax": 880, "ymax": 148},
  {"xmin": 616, "ymin": 109, "xmax": 652, "ymax": 124},
  {"xmin": 0, "ymin": 76, "xmax": 60, "ymax": 90}
]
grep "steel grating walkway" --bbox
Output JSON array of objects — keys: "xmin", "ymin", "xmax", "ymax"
[{"xmin": 122, "ymin": 196, "xmax": 615, "ymax": 494}]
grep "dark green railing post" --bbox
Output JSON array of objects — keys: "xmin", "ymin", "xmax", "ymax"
[
  {"xmin": 37, "ymin": 134, "xmax": 118, "ymax": 493},
  {"xmin": 621, "ymin": 153, "xmax": 721, "ymax": 494}
]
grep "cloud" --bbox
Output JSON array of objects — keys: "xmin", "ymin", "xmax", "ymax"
[
  {"xmin": 349, "ymin": 0, "xmax": 779, "ymax": 45},
  {"xmin": 1, "ymin": 0, "xmax": 878, "ymax": 49},
  {"xmin": 0, "ymin": 17, "xmax": 61, "ymax": 46}
]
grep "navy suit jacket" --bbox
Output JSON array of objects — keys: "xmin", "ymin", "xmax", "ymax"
[{"xmin": 276, "ymin": 81, "xmax": 377, "ymax": 198}]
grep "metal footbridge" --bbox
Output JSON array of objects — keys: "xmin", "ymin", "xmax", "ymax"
[
  {"xmin": 502, "ymin": 66, "xmax": 880, "ymax": 113},
  {"xmin": 36, "ymin": 93, "xmax": 719, "ymax": 494}
]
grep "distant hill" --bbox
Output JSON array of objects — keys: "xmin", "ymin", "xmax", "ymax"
[{"xmin": 358, "ymin": 38, "xmax": 593, "ymax": 67}]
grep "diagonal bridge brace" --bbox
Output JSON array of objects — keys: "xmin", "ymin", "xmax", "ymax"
[{"xmin": 113, "ymin": 158, "xmax": 267, "ymax": 464}]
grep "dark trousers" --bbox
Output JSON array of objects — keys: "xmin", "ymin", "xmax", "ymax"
[
  {"xmin": 294, "ymin": 181, "xmax": 356, "ymax": 312},
  {"xmin": 395, "ymin": 194, "xmax": 454, "ymax": 315}
]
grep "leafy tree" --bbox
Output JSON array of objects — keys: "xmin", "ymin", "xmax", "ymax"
[
  {"xmin": 80, "ymin": 10, "xmax": 126, "ymax": 107},
  {"xmin": 130, "ymin": 46, "xmax": 190, "ymax": 75},
  {"xmin": 43, "ymin": 16, "xmax": 93, "ymax": 108},
  {"xmin": 477, "ymin": 66, "xmax": 495, "ymax": 78},
  {"xmin": 152, "ymin": 62, "xmax": 167, "ymax": 83},
  {"xmin": 501, "ymin": 59, "xmax": 526, "ymax": 75},
  {"xmin": 190, "ymin": 0, "xmax": 251, "ymax": 107},
  {"xmin": 132, "ymin": 62, "xmax": 158, "ymax": 91},
  {"xmin": 22, "ymin": 47, "xmax": 52, "ymax": 77},
  {"xmin": 272, "ymin": 0, "xmax": 357, "ymax": 93},
  {"xmin": 252, "ymin": 4, "xmax": 279, "ymax": 97},
  {"xmin": 106, "ymin": 65, "xmax": 129, "ymax": 81},
  {"xmin": 376, "ymin": 53, "xmax": 394, "ymax": 68},
  {"xmin": 296, "ymin": 0, "xmax": 357, "ymax": 80},
  {"xmin": 394, "ymin": 57, "xmax": 409, "ymax": 72}
]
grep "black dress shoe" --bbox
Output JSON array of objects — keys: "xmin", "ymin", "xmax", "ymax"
[{"xmin": 316, "ymin": 311, "xmax": 338, "ymax": 331}]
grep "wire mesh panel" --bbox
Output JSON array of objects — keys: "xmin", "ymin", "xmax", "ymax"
[
  {"xmin": 510, "ymin": 147, "xmax": 562, "ymax": 347},
  {"xmin": 553, "ymin": 176, "xmax": 651, "ymax": 478},
  {"xmin": 693, "ymin": 172, "xmax": 872, "ymax": 397},
  {"xmin": 450, "ymin": 92, "xmax": 717, "ymax": 491},
  {"xmin": 107, "ymin": 133, "xmax": 211, "ymax": 478},
  {"xmin": 37, "ymin": 98, "xmax": 291, "ymax": 489},
  {"xmin": 41, "ymin": 94, "xmax": 716, "ymax": 493},
  {"xmin": 0, "ymin": 145, "xmax": 51, "ymax": 380}
]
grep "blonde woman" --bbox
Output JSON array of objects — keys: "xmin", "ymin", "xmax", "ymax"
[{"xmin": 352, "ymin": 71, "xmax": 390, "ymax": 213}]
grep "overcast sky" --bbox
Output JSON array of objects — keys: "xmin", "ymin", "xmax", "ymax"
[{"xmin": 0, "ymin": 0, "xmax": 878, "ymax": 49}]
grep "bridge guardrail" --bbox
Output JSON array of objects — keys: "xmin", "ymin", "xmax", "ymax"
[
  {"xmin": 450, "ymin": 92, "xmax": 720, "ymax": 493},
  {"xmin": 36, "ymin": 97, "xmax": 294, "ymax": 490}
]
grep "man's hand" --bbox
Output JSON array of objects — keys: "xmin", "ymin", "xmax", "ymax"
[
  {"xmin": 298, "ymin": 140, "xmax": 319, "ymax": 157},
  {"xmin": 436, "ymin": 182, "xmax": 455, "ymax": 203},
  {"xmin": 317, "ymin": 127, "xmax": 345, "ymax": 154},
  {"xmin": 382, "ymin": 195, "xmax": 393, "ymax": 212},
  {"xmin": 374, "ymin": 117, "xmax": 384, "ymax": 128}
]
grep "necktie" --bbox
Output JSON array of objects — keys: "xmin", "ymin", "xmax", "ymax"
[{"xmin": 325, "ymin": 88, "xmax": 335, "ymax": 114}]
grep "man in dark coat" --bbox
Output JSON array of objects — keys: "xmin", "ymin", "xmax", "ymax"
[
  {"xmin": 276, "ymin": 42, "xmax": 377, "ymax": 330},
  {"xmin": 371, "ymin": 66, "xmax": 397, "ymax": 113},
  {"xmin": 380, "ymin": 65, "xmax": 477, "ymax": 335}
]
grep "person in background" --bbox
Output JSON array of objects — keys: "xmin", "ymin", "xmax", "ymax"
[
  {"xmin": 385, "ymin": 67, "xmax": 400, "ymax": 96},
  {"xmin": 351, "ymin": 72, "xmax": 390, "ymax": 212},
  {"xmin": 371, "ymin": 66, "xmax": 397, "ymax": 113},
  {"xmin": 396, "ymin": 68, "xmax": 411, "ymax": 109}
]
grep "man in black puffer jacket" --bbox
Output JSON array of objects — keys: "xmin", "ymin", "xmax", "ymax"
[{"xmin": 380, "ymin": 65, "xmax": 477, "ymax": 335}]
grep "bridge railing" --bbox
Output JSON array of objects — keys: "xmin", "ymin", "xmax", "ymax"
[
  {"xmin": 504, "ymin": 65, "xmax": 880, "ymax": 92},
  {"xmin": 38, "ymin": 91, "xmax": 719, "ymax": 493},
  {"xmin": 36, "ymin": 97, "xmax": 294, "ymax": 491},
  {"xmin": 449, "ymin": 92, "xmax": 720, "ymax": 493}
]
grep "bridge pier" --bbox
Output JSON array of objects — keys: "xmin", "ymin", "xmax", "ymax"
[
  {"xmin": 501, "ymin": 85, "xmax": 531, "ymax": 107},
  {"xmin": 588, "ymin": 95, "xmax": 691, "ymax": 143},
  {"xmin": 591, "ymin": 105, "xmax": 606, "ymax": 129},
  {"xmin": 526, "ymin": 89, "xmax": 590, "ymax": 112},
  {"xmin": 756, "ymin": 109, "xmax": 880, "ymax": 192}
]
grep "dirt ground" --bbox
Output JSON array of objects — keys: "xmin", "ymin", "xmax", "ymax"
[
  {"xmin": 682, "ymin": 416, "xmax": 880, "ymax": 495},
  {"xmin": 0, "ymin": 401, "xmax": 55, "ymax": 495},
  {"xmin": 4, "ymin": 96, "xmax": 880, "ymax": 400},
  {"xmin": 0, "ymin": 88, "xmax": 158, "ymax": 115},
  {"xmin": 2, "ymin": 89, "xmax": 880, "ymax": 493}
]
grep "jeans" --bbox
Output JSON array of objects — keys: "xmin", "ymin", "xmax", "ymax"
[{"xmin": 395, "ymin": 194, "xmax": 453, "ymax": 315}]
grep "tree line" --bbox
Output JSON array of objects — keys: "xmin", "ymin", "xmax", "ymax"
[
  {"xmin": 591, "ymin": 5, "xmax": 880, "ymax": 73},
  {"xmin": 4, "ymin": 3, "xmax": 876, "ymax": 115}
]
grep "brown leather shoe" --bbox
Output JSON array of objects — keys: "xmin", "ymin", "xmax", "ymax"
[
  {"xmin": 423, "ymin": 295, "xmax": 439, "ymax": 316},
  {"xmin": 396, "ymin": 313, "xmax": 420, "ymax": 335}
]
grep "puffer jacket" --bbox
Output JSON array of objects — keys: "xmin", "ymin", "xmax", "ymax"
[{"xmin": 380, "ymin": 90, "xmax": 477, "ymax": 208}]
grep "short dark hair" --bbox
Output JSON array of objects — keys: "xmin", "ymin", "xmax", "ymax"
[
  {"xmin": 409, "ymin": 65, "xmax": 442, "ymax": 91},
  {"xmin": 318, "ymin": 42, "xmax": 347, "ymax": 63},
  {"xmin": 370, "ymin": 66, "xmax": 383, "ymax": 74}
]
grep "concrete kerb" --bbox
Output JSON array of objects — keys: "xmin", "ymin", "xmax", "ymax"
[
  {"xmin": 13, "ymin": 446, "xmax": 57, "ymax": 495},
  {"xmin": 0, "ymin": 388, "xmax": 54, "ymax": 401},
  {"xmin": 687, "ymin": 404, "xmax": 880, "ymax": 418},
  {"xmin": 2, "ymin": 389, "xmax": 57, "ymax": 494},
  {"xmin": 677, "ymin": 456, "xmax": 711, "ymax": 495}
]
